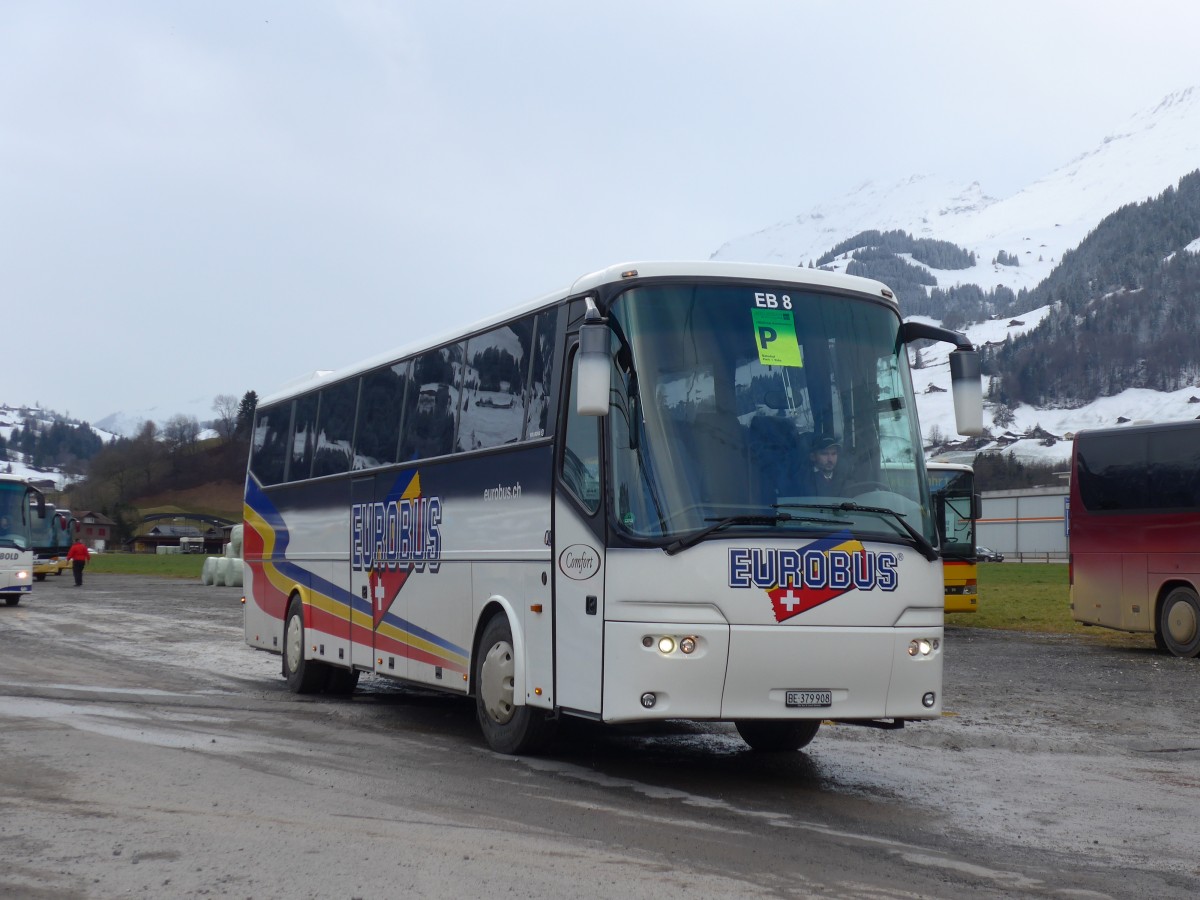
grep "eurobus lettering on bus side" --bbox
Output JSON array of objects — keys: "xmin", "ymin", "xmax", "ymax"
[{"xmin": 242, "ymin": 261, "xmax": 983, "ymax": 753}]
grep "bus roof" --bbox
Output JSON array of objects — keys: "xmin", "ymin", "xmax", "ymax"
[
  {"xmin": 926, "ymin": 461, "xmax": 974, "ymax": 473},
  {"xmin": 258, "ymin": 260, "xmax": 899, "ymax": 408},
  {"xmin": 1073, "ymin": 419, "xmax": 1199, "ymax": 440}
]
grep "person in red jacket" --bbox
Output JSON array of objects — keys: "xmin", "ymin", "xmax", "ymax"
[{"xmin": 67, "ymin": 539, "xmax": 89, "ymax": 586}]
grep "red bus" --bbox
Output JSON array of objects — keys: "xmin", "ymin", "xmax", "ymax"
[{"xmin": 1069, "ymin": 420, "xmax": 1200, "ymax": 657}]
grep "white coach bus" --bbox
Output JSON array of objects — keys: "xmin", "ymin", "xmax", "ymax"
[
  {"xmin": 243, "ymin": 261, "xmax": 981, "ymax": 754},
  {"xmin": 0, "ymin": 474, "xmax": 46, "ymax": 606}
]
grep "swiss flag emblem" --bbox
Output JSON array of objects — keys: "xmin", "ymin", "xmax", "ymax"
[
  {"xmin": 767, "ymin": 583, "xmax": 844, "ymax": 622},
  {"xmin": 369, "ymin": 563, "xmax": 414, "ymax": 627}
]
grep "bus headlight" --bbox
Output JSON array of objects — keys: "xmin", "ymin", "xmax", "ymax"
[
  {"xmin": 679, "ymin": 636, "xmax": 697, "ymax": 654},
  {"xmin": 908, "ymin": 638, "xmax": 934, "ymax": 657},
  {"xmin": 657, "ymin": 636, "xmax": 676, "ymax": 654}
]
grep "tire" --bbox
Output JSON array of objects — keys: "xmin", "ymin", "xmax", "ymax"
[
  {"xmin": 34, "ymin": 573, "xmax": 46, "ymax": 582},
  {"xmin": 3, "ymin": 594, "xmax": 19, "ymax": 607},
  {"xmin": 1157, "ymin": 586, "xmax": 1200, "ymax": 658},
  {"xmin": 282, "ymin": 597, "xmax": 330, "ymax": 693},
  {"xmin": 475, "ymin": 613, "xmax": 556, "ymax": 754},
  {"xmin": 326, "ymin": 667, "xmax": 360, "ymax": 695},
  {"xmin": 735, "ymin": 719, "xmax": 821, "ymax": 752}
]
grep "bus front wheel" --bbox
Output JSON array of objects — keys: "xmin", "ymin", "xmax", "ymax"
[
  {"xmin": 2, "ymin": 593, "xmax": 19, "ymax": 607},
  {"xmin": 283, "ymin": 597, "xmax": 330, "ymax": 693},
  {"xmin": 735, "ymin": 719, "xmax": 821, "ymax": 752},
  {"xmin": 1157, "ymin": 587, "xmax": 1200, "ymax": 658},
  {"xmin": 475, "ymin": 613, "xmax": 556, "ymax": 755}
]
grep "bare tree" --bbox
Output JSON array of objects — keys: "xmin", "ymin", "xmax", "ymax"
[
  {"xmin": 163, "ymin": 414, "xmax": 201, "ymax": 453},
  {"xmin": 212, "ymin": 394, "xmax": 238, "ymax": 442}
]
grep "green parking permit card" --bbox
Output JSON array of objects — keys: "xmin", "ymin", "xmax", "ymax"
[{"xmin": 751, "ymin": 308, "xmax": 803, "ymax": 367}]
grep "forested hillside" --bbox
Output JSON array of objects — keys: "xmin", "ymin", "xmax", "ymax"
[
  {"xmin": 987, "ymin": 170, "xmax": 1200, "ymax": 406},
  {"xmin": 830, "ymin": 170, "xmax": 1200, "ymax": 407}
]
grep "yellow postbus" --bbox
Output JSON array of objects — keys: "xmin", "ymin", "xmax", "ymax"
[{"xmin": 927, "ymin": 462, "xmax": 981, "ymax": 613}]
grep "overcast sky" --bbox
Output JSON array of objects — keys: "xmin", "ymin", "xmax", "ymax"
[{"xmin": 4, "ymin": 1, "xmax": 1199, "ymax": 427}]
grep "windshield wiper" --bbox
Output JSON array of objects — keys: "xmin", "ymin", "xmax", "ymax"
[
  {"xmin": 776, "ymin": 502, "xmax": 938, "ymax": 561},
  {"xmin": 663, "ymin": 512, "xmax": 842, "ymax": 556}
]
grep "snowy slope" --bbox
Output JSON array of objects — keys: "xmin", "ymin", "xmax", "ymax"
[
  {"xmin": 713, "ymin": 87, "xmax": 1200, "ymax": 464},
  {"xmin": 714, "ymin": 87, "xmax": 1200, "ymax": 298},
  {"xmin": 911, "ymin": 309, "xmax": 1200, "ymax": 466}
]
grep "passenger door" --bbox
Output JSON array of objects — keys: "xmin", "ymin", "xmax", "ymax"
[{"xmin": 554, "ymin": 349, "xmax": 606, "ymax": 715}]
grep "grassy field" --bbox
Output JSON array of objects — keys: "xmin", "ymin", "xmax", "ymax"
[
  {"xmin": 952, "ymin": 562, "xmax": 1156, "ymax": 649},
  {"xmin": 87, "ymin": 552, "xmax": 211, "ymax": 580},
  {"xmin": 80, "ymin": 555, "xmax": 1154, "ymax": 647}
]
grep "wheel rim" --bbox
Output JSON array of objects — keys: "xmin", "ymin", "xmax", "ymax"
[
  {"xmin": 480, "ymin": 639, "xmax": 516, "ymax": 725},
  {"xmin": 285, "ymin": 612, "xmax": 303, "ymax": 675},
  {"xmin": 1165, "ymin": 596, "xmax": 1199, "ymax": 647}
]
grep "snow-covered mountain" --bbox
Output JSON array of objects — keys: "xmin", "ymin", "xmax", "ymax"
[
  {"xmin": 95, "ymin": 395, "xmax": 220, "ymax": 439},
  {"xmin": 714, "ymin": 87, "xmax": 1200, "ymax": 462}
]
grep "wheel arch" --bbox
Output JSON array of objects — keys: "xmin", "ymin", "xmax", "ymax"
[
  {"xmin": 1154, "ymin": 578, "xmax": 1197, "ymax": 628},
  {"xmin": 282, "ymin": 586, "xmax": 312, "ymax": 665},
  {"xmin": 472, "ymin": 597, "xmax": 527, "ymax": 702}
]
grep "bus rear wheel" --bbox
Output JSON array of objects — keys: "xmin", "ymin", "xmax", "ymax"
[
  {"xmin": 735, "ymin": 719, "xmax": 821, "ymax": 752},
  {"xmin": 283, "ymin": 597, "xmax": 330, "ymax": 693},
  {"xmin": 1158, "ymin": 586, "xmax": 1200, "ymax": 658},
  {"xmin": 475, "ymin": 613, "xmax": 555, "ymax": 755}
]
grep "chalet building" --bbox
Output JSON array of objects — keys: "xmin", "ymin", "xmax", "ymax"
[{"xmin": 73, "ymin": 510, "xmax": 118, "ymax": 550}]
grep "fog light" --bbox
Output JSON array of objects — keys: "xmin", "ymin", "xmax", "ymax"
[
  {"xmin": 679, "ymin": 636, "xmax": 696, "ymax": 654},
  {"xmin": 642, "ymin": 635, "xmax": 653, "ymax": 648},
  {"xmin": 922, "ymin": 692, "xmax": 936, "ymax": 708},
  {"xmin": 657, "ymin": 636, "xmax": 675, "ymax": 654},
  {"xmin": 641, "ymin": 692, "xmax": 657, "ymax": 709}
]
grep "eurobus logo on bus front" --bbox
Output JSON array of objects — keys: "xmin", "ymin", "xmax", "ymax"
[{"xmin": 728, "ymin": 531, "xmax": 898, "ymax": 622}]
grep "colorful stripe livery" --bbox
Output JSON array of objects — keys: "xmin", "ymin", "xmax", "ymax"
[{"xmin": 244, "ymin": 472, "xmax": 469, "ymax": 675}]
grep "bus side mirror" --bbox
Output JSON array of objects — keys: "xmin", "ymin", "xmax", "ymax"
[
  {"xmin": 973, "ymin": 492, "xmax": 983, "ymax": 520},
  {"xmin": 900, "ymin": 321, "xmax": 983, "ymax": 437},
  {"xmin": 949, "ymin": 349, "xmax": 982, "ymax": 436},
  {"xmin": 576, "ymin": 318, "xmax": 611, "ymax": 417}
]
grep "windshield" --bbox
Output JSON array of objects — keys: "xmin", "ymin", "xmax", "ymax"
[
  {"xmin": 30, "ymin": 507, "xmax": 71, "ymax": 551},
  {"xmin": 927, "ymin": 467, "xmax": 976, "ymax": 560},
  {"xmin": 603, "ymin": 281, "xmax": 933, "ymax": 547},
  {"xmin": 0, "ymin": 483, "xmax": 33, "ymax": 550}
]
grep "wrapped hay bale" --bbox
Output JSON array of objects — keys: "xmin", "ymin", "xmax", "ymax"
[{"xmin": 226, "ymin": 523, "xmax": 244, "ymax": 559}]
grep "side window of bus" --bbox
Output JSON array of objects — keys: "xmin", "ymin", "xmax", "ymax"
[
  {"xmin": 561, "ymin": 349, "xmax": 601, "ymax": 514},
  {"xmin": 525, "ymin": 308, "xmax": 558, "ymax": 440},
  {"xmin": 355, "ymin": 362, "xmax": 409, "ymax": 469},
  {"xmin": 312, "ymin": 377, "xmax": 359, "ymax": 478},
  {"xmin": 250, "ymin": 402, "xmax": 292, "ymax": 486},
  {"xmin": 400, "ymin": 344, "xmax": 464, "ymax": 461},
  {"xmin": 288, "ymin": 393, "xmax": 319, "ymax": 481},
  {"xmin": 460, "ymin": 321, "xmax": 530, "ymax": 451}
]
